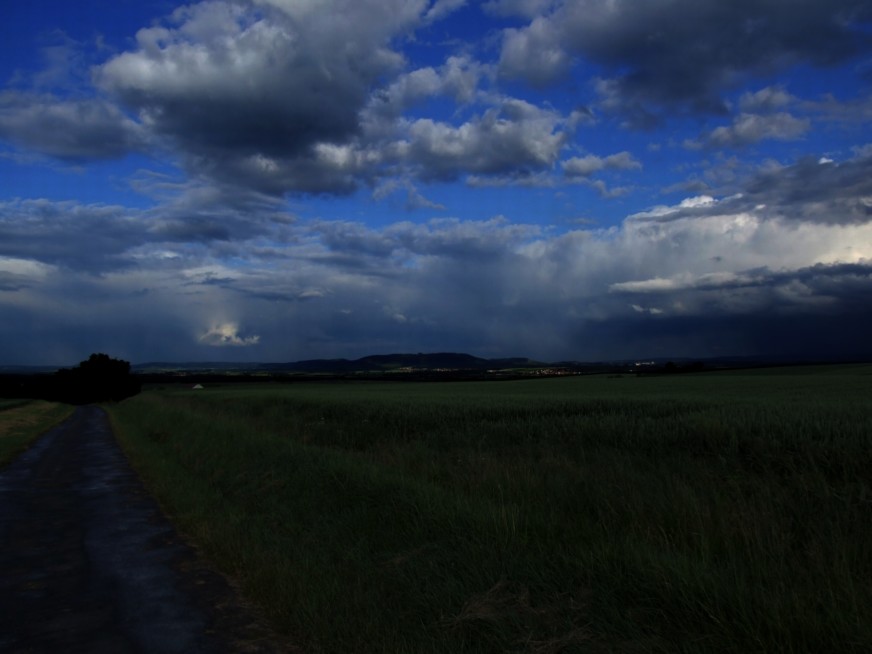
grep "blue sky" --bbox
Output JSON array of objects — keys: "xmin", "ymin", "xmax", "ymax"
[{"xmin": 2, "ymin": 0, "xmax": 872, "ymax": 365}]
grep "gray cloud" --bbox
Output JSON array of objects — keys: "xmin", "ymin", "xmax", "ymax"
[
  {"xmin": 499, "ymin": 0, "xmax": 872, "ymax": 122},
  {"xmin": 0, "ymin": 275, "xmax": 28, "ymax": 292},
  {"xmin": 743, "ymin": 154, "xmax": 872, "ymax": 224},
  {"xmin": 0, "ymin": 92, "xmax": 145, "ymax": 161},
  {"xmin": 465, "ymin": 171, "xmax": 556, "ymax": 188},
  {"xmin": 562, "ymin": 151, "xmax": 641, "ymax": 178},
  {"xmin": 611, "ymin": 262, "xmax": 872, "ymax": 301},
  {"xmin": 372, "ymin": 179, "xmax": 447, "ymax": 212},
  {"xmin": 422, "ymin": 0, "xmax": 468, "ymax": 24},
  {"xmin": 482, "ymin": 0, "xmax": 557, "ymax": 19},
  {"xmin": 498, "ymin": 19, "xmax": 571, "ymax": 87},
  {"xmin": 367, "ymin": 55, "xmax": 488, "ymax": 118},
  {"xmin": 739, "ymin": 86, "xmax": 796, "ymax": 113},
  {"xmin": 803, "ymin": 93, "xmax": 872, "ymax": 126},
  {"xmin": 404, "ymin": 99, "xmax": 570, "ymax": 181},
  {"xmin": 310, "ymin": 216, "xmax": 540, "ymax": 265},
  {"xmin": 700, "ymin": 112, "xmax": 811, "ymax": 148},
  {"xmin": 0, "ymin": 257, "xmax": 54, "ymax": 292},
  {"xmin": 632, "ymin": 150, "xmax": 872, "ymax": 226},
  {"xmin": 0, "ymin": 200, "xmax": 147, "ymax": 273},
  {"xmin": 97, "ymin": 1, "xmax": 397, "ymax": 158},
  {"xmin": 94, "ymin": 0, "xmax": 467, "ymax": 195},
  {"xmin": 0, "ymin": 185, "xmax": 288, "ymax": 274},
  {"xmin": 196, "ymin": 87, "xmax": 577, "ymax": 195},
  {"xmin": 189, "ymin": 147, "xmax": 374, "ymax": 196}
]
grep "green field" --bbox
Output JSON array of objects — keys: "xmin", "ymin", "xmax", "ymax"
[
  {"xmin": 0, "ymin": 400, "xmax": 75, "ymax": 467},
  {"xmin": 107, "ymin": 365, "xmax": 872, "ymax": 653}
]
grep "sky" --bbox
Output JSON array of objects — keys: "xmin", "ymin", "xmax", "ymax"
[{"xmin": 2, "ymin": 0, "xmax": 872, "ymax": 365}]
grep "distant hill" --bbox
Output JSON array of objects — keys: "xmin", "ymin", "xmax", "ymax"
[
  {"xmin": 132, "ymin": 353, "xmax": 547, "ymax": 375},
  {"xmin": 130, "ymin": 352, "xmax": 832, "ymax": 376},
  {"xmin": 7, "ymin": 353, "xmax": 864, "ymax": 388},
  {"xmin": 132, "ymin": 361, "xmax": 261, "ymax": 372},
  {"xmin": 10, "ymin": 352, "xmax": 859, "ymax": 378},
  {"xmin": 262, "ymin": 352, "xmax": 545, "ymax": 373}
]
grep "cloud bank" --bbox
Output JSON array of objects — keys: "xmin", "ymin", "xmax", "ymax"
[
  {"xmin": 0, "ymin": 0, "xmax": 871, "ymax": 364},
  {"xmin": 2, "ymin": 149, "xmax": 871, "ymax": 363}
]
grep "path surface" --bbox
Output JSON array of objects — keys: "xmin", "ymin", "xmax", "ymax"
[{"xmin": 0, "ymin": 405, "xmax": 294, "ymax": 654}]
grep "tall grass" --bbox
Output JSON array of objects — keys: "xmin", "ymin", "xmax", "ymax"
[{"xmin": 109, "ymin": 366, "xmax": 872, "ymax": 652}]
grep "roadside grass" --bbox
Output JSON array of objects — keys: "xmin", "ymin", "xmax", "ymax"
[
  {"xmin": 0, "ymin": 399, "xmax": 33, "ymax": 411},
  {"xmin": 0, "ymin": 400, "xmax": 75, "ymax": 467},
  {"xmin": 108, "ymin": 366, "xmax": 872, "ymax": 652}
]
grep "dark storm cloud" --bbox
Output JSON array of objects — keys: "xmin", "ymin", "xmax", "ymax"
[
  {"xmin": 95, "ymin": 1, "xmax": 411, "ymax": 159},
  {"xmin": 594, "ymin": 262, "xmax": 872, "ymax": 360},
  {"xmin": 0, "ymin": 92, "xmax": 144, "ymax": 161},
  {"xmin": 576, "ymin": 304, "xmax": 872, "ymax": 361},
  {"xmin": 500, "ymin": 0, "xmax": 872, "ymax": 122},
  {"xmin": 0, "ymin": 287, "xmax": 209, "ymax": 366},
  {"xmin": 90, "ymin": 0, "xmax": 544, "ymax": 196},
  {"xmin": 93, "ymin": 0, "xmax": 465, "ymax": 197}
]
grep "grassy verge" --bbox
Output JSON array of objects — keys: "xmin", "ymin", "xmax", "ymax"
[
  {"xmin": 0, "ymin": 400, "xmax": 75, "ymax": 467},
  {"xmin": 108, "ymin": 366, "xmax": 872, "ymax": 653}
]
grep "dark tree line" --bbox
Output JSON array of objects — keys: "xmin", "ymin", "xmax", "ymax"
[{"xmin": 0, "ymin": 353, "xmax": 140, "ymax": 405}]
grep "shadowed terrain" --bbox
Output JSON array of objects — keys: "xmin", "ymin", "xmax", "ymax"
[{"xmin": 0, "ymin": 406, "xmax": 294, "ymax": 654}]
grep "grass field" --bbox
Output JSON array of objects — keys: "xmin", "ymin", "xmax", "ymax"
[
  {"xmin": 0, "ymin": 400, "xmax": 75, "ymax": 467},
  {"xmin": 107, "ymin": 365, "xmax": 872, "ymax": 653}
]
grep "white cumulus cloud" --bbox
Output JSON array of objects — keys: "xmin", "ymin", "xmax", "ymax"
[{"xmin": 199, "ymin": 323, "xmax": 261, "ymax": 347}]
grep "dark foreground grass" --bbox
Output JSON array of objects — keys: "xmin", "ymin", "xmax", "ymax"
[
  {"xmin": 0, "ymin": 400, "xmax": 74, "ymax": 467},
  {"xmin": 108, "ymin": 366, "xmax": 872, "ymax": 653}
]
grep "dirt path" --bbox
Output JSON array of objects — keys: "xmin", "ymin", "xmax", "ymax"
[{"xmin": 0, "ymin": 405, "xmax": 295, "ymax": 654}]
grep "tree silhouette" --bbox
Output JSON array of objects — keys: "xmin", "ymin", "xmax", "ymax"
[{"xmin": 51, "ymin": 353, "xmax": 140, "ymax": 404}]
